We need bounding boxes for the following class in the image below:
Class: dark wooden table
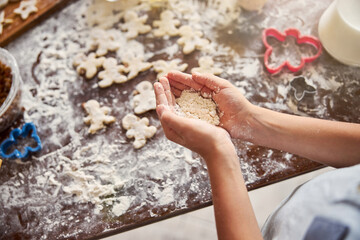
[1,0,359,239]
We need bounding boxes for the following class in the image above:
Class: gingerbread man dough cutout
[153,59,188,79]
[14,0,38,20]
[122,113,157,149]
[82,100,116,134]
[132,81,156,114]
[90,28,122,56]
[122,54,152,80]
[120,10,151,39]
[177,25,210,54]
[153,10,180,37]
[73,53,105,79]
[191,56,223,75]
[98,58,127,88]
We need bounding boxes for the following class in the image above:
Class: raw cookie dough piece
[122,113,156,149]
[73,53,105,79]
[82,100,116,134]
[176,90,220,125]
[120,10,151,39]
[152,10,180,37]
[14,0,38,20]
[0,10,13,35]
[153,59,188,79]
[191,56,223,75]
[132,81,156,114]
[177,25,210,54]
[98,57,127,88]
[90,28,122,56]
[122,54,152,80]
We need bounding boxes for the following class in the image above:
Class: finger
[167,70,203,91]
[168,78,191,91]
[156,104,168,118]
[154,82,168,106]
[192,71,233,93]
[161,121,184,146]
[159,77,175,107]
[161,111,190,134]
[171,87,182,98]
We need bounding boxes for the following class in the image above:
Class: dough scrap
[153,59,188,79]
[73,53,105,79]
[132,81,156,114]
[177,25,210,54]
[191,56,223,75]
[0,10,13,35]
[120,10,151,39]
[98,57,127,88]
[239,0,267,11]
[122,54,152,80]
[14,0,38,20]
[90,28,122,56]
[82,100,116,134]
[152,10,180,37]
[122,113,157,149]
[176,90,220,125]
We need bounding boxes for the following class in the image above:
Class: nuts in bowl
[0,48,23,133]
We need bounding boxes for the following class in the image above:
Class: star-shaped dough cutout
[14,0,38,20]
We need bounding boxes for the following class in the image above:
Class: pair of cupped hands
[154,71,254,160]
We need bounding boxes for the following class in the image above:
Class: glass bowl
[0,48,22,133]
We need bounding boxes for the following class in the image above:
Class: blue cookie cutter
[0,122,42,160]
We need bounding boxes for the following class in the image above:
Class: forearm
[205,146,262,240]
[249,106,360,167]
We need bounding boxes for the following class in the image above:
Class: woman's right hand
[166,71,256,141]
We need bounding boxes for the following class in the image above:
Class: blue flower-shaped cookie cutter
[0,122,42,160]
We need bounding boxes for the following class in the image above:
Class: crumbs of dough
[175,90,220,125]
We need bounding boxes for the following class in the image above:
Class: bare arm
[167,71,360,168]
[154,77,263,240]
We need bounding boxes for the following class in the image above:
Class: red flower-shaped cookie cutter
[262,28,322,74]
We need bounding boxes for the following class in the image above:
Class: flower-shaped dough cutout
[98,58,127,88]
[191,56,223,75]
[120,10,151,39]
[14,0,38,20]
[289,76,316,101]
[90,28,122,56]
[122,54,152,80]
[0,122,42,160]
[82,100,115,134]
[73,53,105,79]
[122,113,156,149]
[153,59,188,79]
[262,28,322,74]
[177,25,210,54]
[132,81,156,114]
[0,10,13,35]
[153,10,180,37]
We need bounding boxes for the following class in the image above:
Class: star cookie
[14,0,38,20]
